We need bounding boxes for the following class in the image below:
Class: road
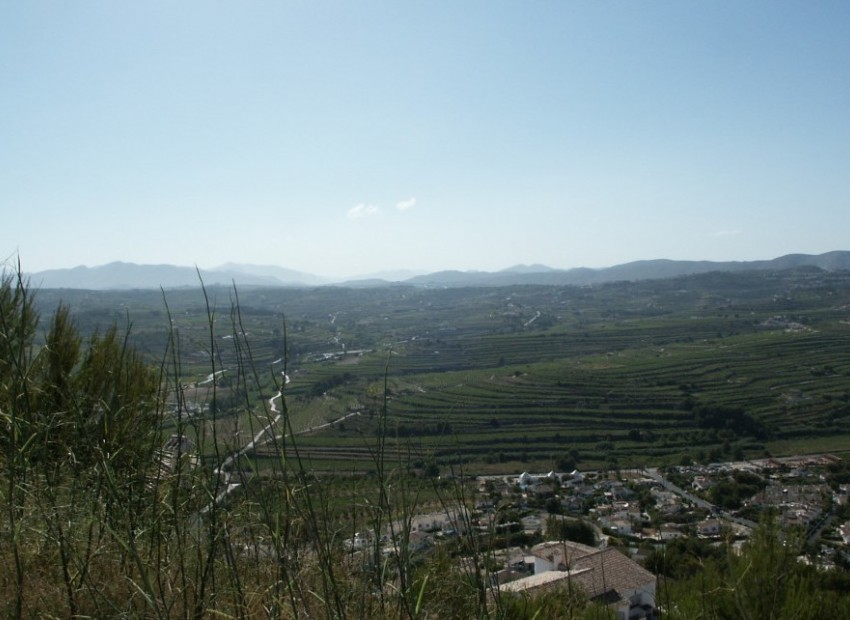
[643,467,758,531]
[201,372,360,515]
[202,385,286,515]
[197,369,227,386]
[643,468,715,511]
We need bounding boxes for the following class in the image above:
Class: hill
[29,261,324,289]
[23,251,850,290]
[406,251,850,287]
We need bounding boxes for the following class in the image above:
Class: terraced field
[37,267,850,471]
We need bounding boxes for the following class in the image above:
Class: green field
[36,267,850,471]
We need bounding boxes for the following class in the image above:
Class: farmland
[34,266,850,472]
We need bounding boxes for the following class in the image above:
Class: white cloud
[348,203,379,219]
[396,197,416,211]
[709,229,743,237]
[712,228,743,237]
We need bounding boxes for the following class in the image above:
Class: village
[340,453,850,620]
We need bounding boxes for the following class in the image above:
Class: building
[698,519,723,537]
[406,506,470,534]
[499,541,657,620]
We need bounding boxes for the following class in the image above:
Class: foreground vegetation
[4,267,850,617]
[656,517,850,618]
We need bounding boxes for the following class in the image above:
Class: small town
[337,454,850,619]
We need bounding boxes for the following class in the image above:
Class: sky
[2,1,850,279]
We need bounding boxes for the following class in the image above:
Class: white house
[408,506,470,534]
[501,541,657,620]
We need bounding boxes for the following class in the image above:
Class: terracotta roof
[529,540,597,564]
[570,548,655,601]
[503,541,656,606]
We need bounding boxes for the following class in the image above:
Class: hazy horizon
[16,249,850,286]
[4,2,849,278]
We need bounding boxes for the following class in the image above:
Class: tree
[0,269,39,450]
[1,273,160,485]
[1,271,163,618]
[664,516,850,619]
[546,515,596,547]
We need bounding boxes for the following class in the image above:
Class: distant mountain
[343,269,425,283]
[214,263,328,286]
[29,262,323,290]
[595,251,850,282]
[25,251,850,290]
[404,251,850,288]
[500,263,557,274]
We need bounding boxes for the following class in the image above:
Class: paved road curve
[643,467,758,531]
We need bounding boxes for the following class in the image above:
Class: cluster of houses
[750,481,828,528]
[303,453,850,619]
[683,456,850,534]
[316,454,850,619]
[479,469,694,542]
[461,455,849,609]
[233,449,848,617]
[342,486,659,619]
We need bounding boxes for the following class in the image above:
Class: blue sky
[3,1,849,278]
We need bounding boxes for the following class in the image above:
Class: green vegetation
[709,471,768,510]
[34,266,850,470]
[4,266,850,617]
[546,515,597,547]
[660,517,850,619]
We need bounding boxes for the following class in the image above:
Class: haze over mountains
[24,251,850,290]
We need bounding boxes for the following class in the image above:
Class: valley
[34,266,850,474]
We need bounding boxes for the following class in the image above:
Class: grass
[6,266,850,617]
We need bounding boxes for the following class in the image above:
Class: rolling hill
[22,251,850,290]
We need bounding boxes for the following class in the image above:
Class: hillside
[33,265,850,471]
[24,250,850,289]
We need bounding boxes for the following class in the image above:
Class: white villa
[499,540,657,620]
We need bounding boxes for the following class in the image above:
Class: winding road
[642,467,758,531]
[201,371,360,515]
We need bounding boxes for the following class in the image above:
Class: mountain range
[22,251,850,290]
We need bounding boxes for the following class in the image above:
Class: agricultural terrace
[35,267,850,472]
